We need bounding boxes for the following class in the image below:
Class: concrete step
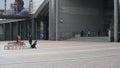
[66,37,109,42]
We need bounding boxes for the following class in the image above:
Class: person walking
[31,41,37,48]
[16,35,21,44]
[29,33,32,46]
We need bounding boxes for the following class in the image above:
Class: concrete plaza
[0,41,120,68]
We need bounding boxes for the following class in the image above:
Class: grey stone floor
[0,41,120,68]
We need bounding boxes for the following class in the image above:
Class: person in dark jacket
[12,0,29,15]
[31,41,37,48]
[29,33,32,46]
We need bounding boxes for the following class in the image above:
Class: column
[4,0,6,14]
[56,0,59,40]
[29,0,33,14]
[32,19,35,40]
[23,21,26,40]
[35,21,37,40]
[19,23,21,36]
[114,0,119,42]
[9,23,12,40]
[49,0,59,40]
[3,24,5,41]
[16,23,18,36]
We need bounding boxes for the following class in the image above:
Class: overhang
[33,0,49,18]
[0,19,25,24]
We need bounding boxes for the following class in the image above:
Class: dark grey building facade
[0,0,120,42]
[49,0,120,42]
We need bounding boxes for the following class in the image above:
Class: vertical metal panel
[114,0,119,42]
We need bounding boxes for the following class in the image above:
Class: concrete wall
[57,0,104,40]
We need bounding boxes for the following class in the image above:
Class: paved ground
[0,41,120,68]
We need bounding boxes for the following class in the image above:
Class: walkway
[0,41,120,68]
